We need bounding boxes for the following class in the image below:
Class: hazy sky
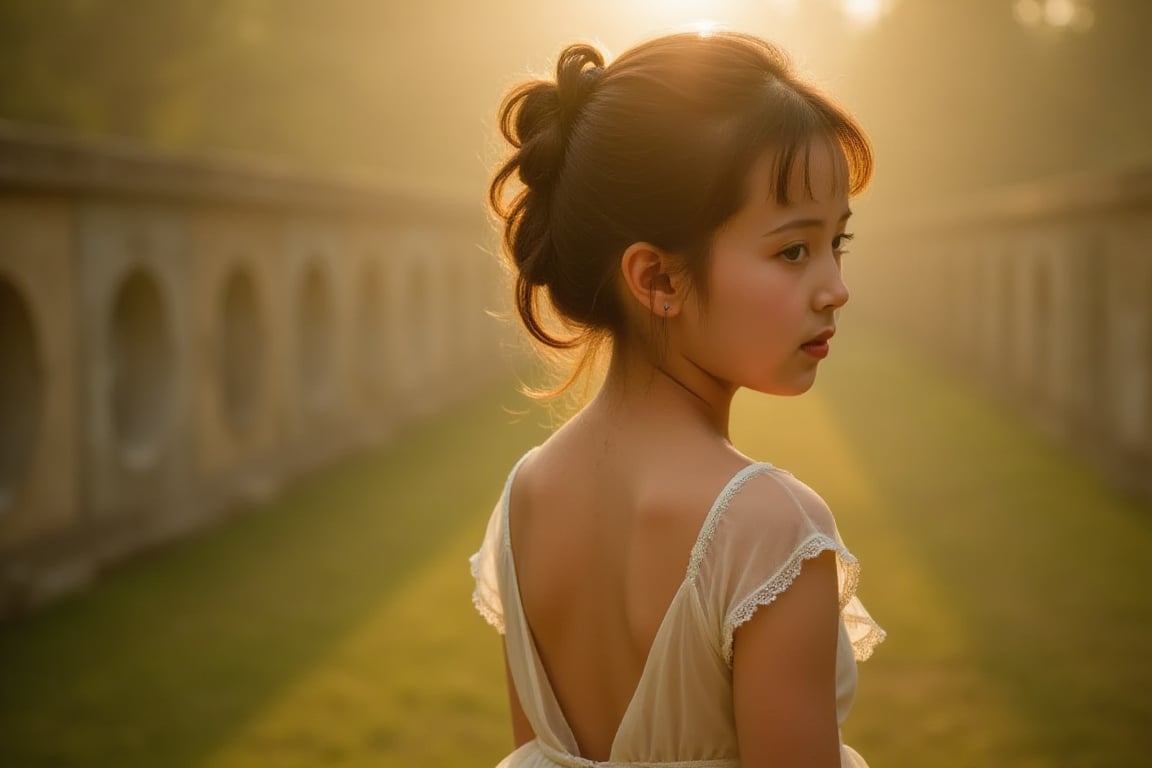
[1,0,1147,211]
[342,0,1150,209]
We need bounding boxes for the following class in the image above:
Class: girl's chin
[743,374,818,397]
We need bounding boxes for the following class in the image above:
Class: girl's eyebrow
[762,209,852,237]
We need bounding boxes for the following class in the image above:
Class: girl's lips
[801,341,829,359]
[804,328,836,345]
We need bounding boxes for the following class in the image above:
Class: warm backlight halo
[841,0,890,27]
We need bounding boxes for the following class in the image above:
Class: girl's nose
[818,262,850,312]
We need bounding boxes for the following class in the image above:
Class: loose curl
[489,44,607,346]
[487,31,873,402]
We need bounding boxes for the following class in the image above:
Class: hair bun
[554,44,606,136]
[506,43,605,194]
[513,87,565,190]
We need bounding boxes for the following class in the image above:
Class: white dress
[470,445,887,767]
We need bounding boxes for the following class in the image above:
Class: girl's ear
[619,242,684,317]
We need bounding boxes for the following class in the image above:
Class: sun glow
[840,0,894,27]
[686,18,723,36]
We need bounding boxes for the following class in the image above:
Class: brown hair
[488,30,872,401]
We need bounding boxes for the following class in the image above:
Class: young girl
[470,29,887,768]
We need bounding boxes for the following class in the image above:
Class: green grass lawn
[1,325,1149,767]
[0,383,553,768]
[731,322,1152,767]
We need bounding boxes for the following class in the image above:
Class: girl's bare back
[509,421,754,758]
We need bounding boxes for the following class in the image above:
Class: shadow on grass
[813,322,1152,766]
[0,380,552,768]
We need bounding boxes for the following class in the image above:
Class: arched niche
[0,274,44,512]
[217,265,266,438]
[109,267,175,471]
[357,259,388,401]
[409,257,433,377]
[297,260,335,411]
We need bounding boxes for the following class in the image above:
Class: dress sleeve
[694,467,886,666]
[468,496,506,635]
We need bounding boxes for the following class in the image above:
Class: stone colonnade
[0,124,515,614]
[850,166,1152,501]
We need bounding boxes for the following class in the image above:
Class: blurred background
[0,1,1150,766]
[1,0,1149,200]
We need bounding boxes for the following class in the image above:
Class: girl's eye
[778,244,808,264]
[833,232,855,253]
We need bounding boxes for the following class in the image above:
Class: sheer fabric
[470,445,886,767]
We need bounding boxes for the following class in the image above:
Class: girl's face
[679,139,853,395]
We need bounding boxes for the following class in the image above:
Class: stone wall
[851,166,1152,501]
[0,123,513,615]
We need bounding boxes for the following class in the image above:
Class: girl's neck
[588,341,736,444]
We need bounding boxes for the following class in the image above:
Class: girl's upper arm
[731,547,842,768]
[503,637,536,748]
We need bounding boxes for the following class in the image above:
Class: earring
[663,302,670,313]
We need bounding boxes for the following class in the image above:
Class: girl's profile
[470,28,887,768]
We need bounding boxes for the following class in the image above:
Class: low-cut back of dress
[470,445,887,767]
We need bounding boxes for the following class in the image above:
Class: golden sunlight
[615,0,744,33]
[840,0,894,27]
[1013,0,1095,30]
[687,17,723,36]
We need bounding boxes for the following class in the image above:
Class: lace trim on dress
[469,446,541,635]
[685,463,777,584]
[469,550,505,635]
[843,610,887,662]
[721,533,873,666]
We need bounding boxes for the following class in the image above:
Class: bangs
[741,79,873,207]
